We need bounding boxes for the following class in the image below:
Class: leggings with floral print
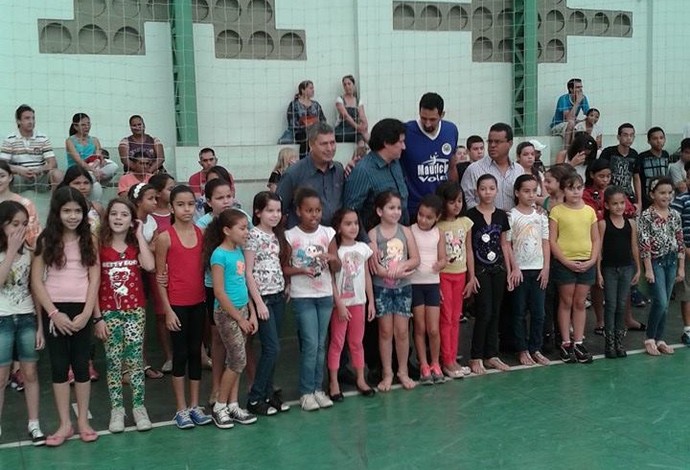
[103,307,146,409]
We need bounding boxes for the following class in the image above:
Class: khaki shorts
[550,121,569,136]
[675,258,690,302]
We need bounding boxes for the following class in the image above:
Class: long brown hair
[99,197,140,250]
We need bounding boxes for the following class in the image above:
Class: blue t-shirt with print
[210,246,249,309]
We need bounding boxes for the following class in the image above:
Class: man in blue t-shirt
[550,78,590,148]
[400,92,459,219]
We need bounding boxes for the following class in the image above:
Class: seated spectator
[0,160,41,248]
[65,112,118,201]
[277,80,326,159]
[267,147,298,192]
[528,139,548,174]
[669,138,690,193]
[117,150,153,196]
[574,108,603,149]
[118,114,165,173]
[550,78,590,147]
[188,147,218,197]
[334,75,369,144]
[555,131,597,180]
[515,141,542,193]
[0,104,62,192]
[635,126,670,209]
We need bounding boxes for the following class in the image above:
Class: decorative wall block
[38,0,307,60]
[393,0,633,63]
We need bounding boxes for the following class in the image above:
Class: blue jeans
[248,292,286,403]
[292,296,333,395]
[0,314,38,366]
[512,270,546,353]
[646,253,677,341]
[602,265,634,332]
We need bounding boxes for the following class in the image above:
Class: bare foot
[644,340,660,356]
[485,357,510,371]
[518,351,536,366]
[469,359,486,375]
[532,351,551,366]
[397,373,416,390]
[656,342,675,355]
[377,374,393,392]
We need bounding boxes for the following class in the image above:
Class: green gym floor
[3,192,690,468]
[2,303,690,470]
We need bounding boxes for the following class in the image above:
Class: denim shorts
[411,283,441,308]
[374,285,412,318]
[551,259,596,286]
[0,314,39,366]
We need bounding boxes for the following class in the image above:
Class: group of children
[1,128,688,448]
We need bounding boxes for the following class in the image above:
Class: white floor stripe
[0,343,684,450]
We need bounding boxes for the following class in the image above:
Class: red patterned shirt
[99,245,145,311]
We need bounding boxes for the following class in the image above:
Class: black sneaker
[267,392,290,412]
[211,405,234,429]
[573,343,593,364]
[29,426,46,446]
[559,343,576,364]
[227,405,257,425]
[247,400,278,416]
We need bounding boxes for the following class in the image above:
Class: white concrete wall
[2,0,689,196]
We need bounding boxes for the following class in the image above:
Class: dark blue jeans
[602,265,634,332]
[646,253,677,341]
[248,292,286,403]
[512,270,546,353]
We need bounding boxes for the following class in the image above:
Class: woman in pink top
[31,187,100,446]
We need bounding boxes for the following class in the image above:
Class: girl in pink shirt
[31,187,100,446]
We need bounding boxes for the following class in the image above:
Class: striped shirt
[0,130,56,169]
[671,192,690,247]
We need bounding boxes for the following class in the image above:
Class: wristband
[47,309,58,318]
[92,316,104,325]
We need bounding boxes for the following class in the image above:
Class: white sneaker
[299,393,320,411]
[109,407,126,433]
[132,406,152,431]
[313,391,333,408]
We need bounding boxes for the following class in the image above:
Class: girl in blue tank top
[368,191,420,392]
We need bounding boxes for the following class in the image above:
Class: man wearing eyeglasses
[460,123,524,211]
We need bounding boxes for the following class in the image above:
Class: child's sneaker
[10,370,24,392]
[267,391,290,412]
[189,406,212,426]
[313,391,333,408]
[429,364,446,384]
[227,404,257,425]
[28,423,46,446]
[174,409,195,429]
[211,405,234,429]
[681,331,690,346]
[419,365,433,385]
[559,343,576,363]
[247,400,277,416]
[300,394,320,411]
[109,407,126,433]
[132,406,152,431]
[573,343,593,364]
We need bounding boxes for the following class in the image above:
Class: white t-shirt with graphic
[334,242,372,306]
[285,225,335,298]
[507,208,549,270]
[0,250,34,316]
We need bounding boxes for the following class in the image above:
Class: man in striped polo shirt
[0,104,63,192]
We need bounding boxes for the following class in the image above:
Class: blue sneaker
[174,409,194,429]
[189,406,212,426]
[681,332,690,346]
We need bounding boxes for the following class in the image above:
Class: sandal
[627,322,647,332]
[644,339,661,356]
[144,366,164,379]
[656,342,675,355]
